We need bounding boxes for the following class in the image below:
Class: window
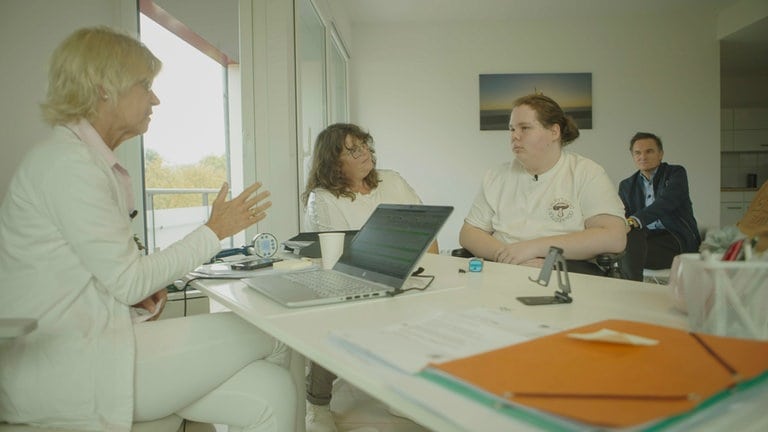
[329,23,349,124]
[296,0,327,206]
[295,0,349,230]
[139,12,238,252]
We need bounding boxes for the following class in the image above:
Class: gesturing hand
[205,182,272,240]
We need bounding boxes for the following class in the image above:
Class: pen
[503,391,699,401]
[690,332,741,384]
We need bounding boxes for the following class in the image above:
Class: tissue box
[669,253,768,340]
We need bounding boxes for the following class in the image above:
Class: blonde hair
[41,26,162,125]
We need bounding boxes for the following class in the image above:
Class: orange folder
[427,319,768,429]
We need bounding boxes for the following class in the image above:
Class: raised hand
[205,182,272,240]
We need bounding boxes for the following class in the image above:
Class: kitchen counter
[721,187,759,192]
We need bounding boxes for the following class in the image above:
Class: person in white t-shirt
[460,94,627,274]
[303,124,429,233]
[301,123,436,432]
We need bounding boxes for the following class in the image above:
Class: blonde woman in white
[0,27,295,432]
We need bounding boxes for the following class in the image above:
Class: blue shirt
[640,169,665,230]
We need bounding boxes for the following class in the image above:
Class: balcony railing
[144,188,228,252]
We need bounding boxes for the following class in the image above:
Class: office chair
[451,248,627,279]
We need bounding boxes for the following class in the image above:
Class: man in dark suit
[618,132,701,281]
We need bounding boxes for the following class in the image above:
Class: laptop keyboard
[283,271,384,298]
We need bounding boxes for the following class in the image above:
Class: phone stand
[517,246,573,305]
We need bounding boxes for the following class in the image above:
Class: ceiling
[336,0,768,70]
[336,0,768,79]
[337,0,732,23]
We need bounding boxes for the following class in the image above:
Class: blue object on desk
[468,258,484,272]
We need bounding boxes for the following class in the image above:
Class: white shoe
[306,403,339,432]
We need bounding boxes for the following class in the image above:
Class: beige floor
[327,379,431,432]
[181,378,431,432]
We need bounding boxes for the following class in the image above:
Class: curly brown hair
[301,123,380,206]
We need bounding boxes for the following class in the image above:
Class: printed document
[331,306,558,373]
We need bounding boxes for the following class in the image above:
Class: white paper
[330,307,558,373]
[189,258,317,277]
[567,328,659,346]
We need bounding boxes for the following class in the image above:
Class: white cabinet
[720,191,758,226]
[721,130,735,151]
[721,202,745,226]
[734,108,768,129]
[733,129,768,152]
[722,108,768,152]
[721,109,734,151]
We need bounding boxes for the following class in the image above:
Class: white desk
[192,254,767,432]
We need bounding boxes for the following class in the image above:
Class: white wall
[0,0,124,202]
[348,12,722,251]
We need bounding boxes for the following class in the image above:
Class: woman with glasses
[303,123,432,236]
[301,123,435,432]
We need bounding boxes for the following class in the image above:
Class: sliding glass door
[295,0,349,231]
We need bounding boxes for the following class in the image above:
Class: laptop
[242,204,453,307]
[282,230,359,258]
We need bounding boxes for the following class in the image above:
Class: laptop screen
[337,204,453,280]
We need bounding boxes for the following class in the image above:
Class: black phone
[230,257,283,271]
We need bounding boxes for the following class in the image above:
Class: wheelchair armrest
[451,247,475,258]
[595,251,624,267]
[593,251,626,279]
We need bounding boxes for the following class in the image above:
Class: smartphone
[230,257,283,271]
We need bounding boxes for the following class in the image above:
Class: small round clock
[252,232,278,258]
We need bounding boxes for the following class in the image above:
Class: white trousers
[133,312,296,432]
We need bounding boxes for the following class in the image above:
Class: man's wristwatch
[627,218,640,230]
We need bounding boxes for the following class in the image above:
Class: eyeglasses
[137,78,154,92]
[344,141,370,159]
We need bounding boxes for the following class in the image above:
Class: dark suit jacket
[619,162,701,253]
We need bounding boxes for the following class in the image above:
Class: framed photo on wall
[479,73,593,130]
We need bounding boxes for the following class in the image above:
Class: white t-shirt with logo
[465,151,624,244]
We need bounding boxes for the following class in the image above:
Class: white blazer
[0,123,221,431]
